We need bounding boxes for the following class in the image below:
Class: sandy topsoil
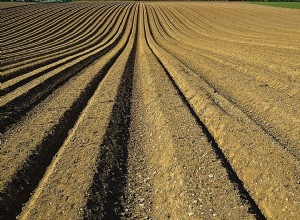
[1,2,299,220]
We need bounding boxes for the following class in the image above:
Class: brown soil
[1,2,299,220]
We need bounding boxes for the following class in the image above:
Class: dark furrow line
[0,6,121,86]
[2,5,108,55]
[0,6,135,220]
[2,5,107,54]
[144,6,266,220]
[84,5,138,220]
[0,5,126,79]
[160,5,298,89]
[158,58,267,220]
[170,4,298,55]
[149,6,172,39]
[3,8,81,44]
[151,4,300,161]
[2,4,106,51]
[0,3,40,12]
[162,6,188,32]
[2,6,57,29]
[149,6,185,46]
[2,6,101,52]
[1,5,116,64]
[2,5,47,18]
[2,4,84,33]
[1,60,73,96]
[0,5,127,82]
[1,3,69,21]
[164,5,237,44]
[158,6,182,35]
[2,5,78,37]
[179,6,242,38]
[2,4,107,31]
[0,4,133,133]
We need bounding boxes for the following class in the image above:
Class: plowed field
[1,2,299,219]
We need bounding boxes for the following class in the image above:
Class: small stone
[188,212,194,216]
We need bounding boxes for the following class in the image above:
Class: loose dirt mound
[1,2,299,219]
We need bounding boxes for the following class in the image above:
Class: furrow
[0,2,35,10]
[2,4,85,35]
[121,6,257,219]
[2,4,110,53]
[84,12,137,218]
[0,4,124,76]
[0,5,120,84]
[1,2,299,219]
[2,4,77,38]
[162,5,299,88]
[2,5,104,54]
[0,5,135,219]
[2,5,55,30]
[16,5,138,220]
[0,5,132,133]
[148,3,300,158]
[1,5,116,67]
[143,5,264,219]
[144,4,300,219]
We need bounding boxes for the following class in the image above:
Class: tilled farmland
[1,2,300,219]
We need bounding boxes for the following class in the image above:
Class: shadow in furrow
[84,13,137,220]
[147,5,299,160]
[0,18,134,220]
[156,57,266,220]
[1,5,125,80]
[1,5,118,73]
[0,5,133,134]
[143,6,266,218]
[143,15,266,219]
